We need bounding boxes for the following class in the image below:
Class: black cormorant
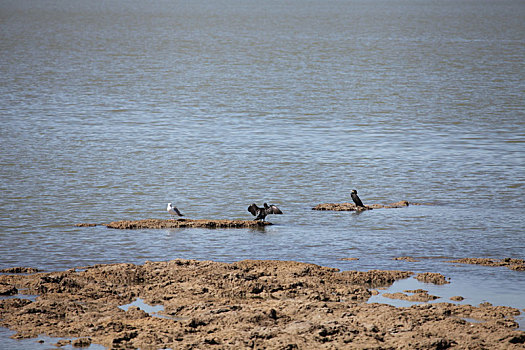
[248,203,283,221]
[350,189,365,208]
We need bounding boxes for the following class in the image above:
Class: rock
[312,202,371,211]
[394,256,420,262]
[0,259,522,349]
[72,337,92,347]
[125,306,149,319]
[0,284,18,296]
[0,267,40,273]
[0,298,32,309]
[447,258,525,271]
[102,218,272,229]
[54,339,71,347]
[312,201,412,211]
[415,272,450,285]
[341,270,413,288]
[383,290,440,302]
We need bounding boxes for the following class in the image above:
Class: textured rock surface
[383,289,440,302]
[448,258,525,271]
[0,259,523,349]
[312,201,412,211]
[77,218,272,229]
[394,256,420,262]
[415,272,450,285]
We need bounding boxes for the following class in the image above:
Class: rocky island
[313,200,413,211]
[76,219,272,229]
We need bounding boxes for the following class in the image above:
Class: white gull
[167,203,183,219]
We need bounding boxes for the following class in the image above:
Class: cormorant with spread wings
[248,203,283,221]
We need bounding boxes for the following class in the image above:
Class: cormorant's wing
[247,204,258,216]
[269,204,283,214]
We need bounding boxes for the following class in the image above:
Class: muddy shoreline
[1,259,524,349]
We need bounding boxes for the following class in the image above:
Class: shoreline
[1,259,524,349]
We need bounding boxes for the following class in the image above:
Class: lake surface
[1,0,524,345]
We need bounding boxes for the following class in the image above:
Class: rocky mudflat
[447,258,525,271]
[1,259,524,349]
[393,256,420,262]
[312,201,413,211]
[383,289,440,302]
[415,272,450,285]
[76,218,272,229]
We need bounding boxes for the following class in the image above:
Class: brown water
[1,0,524,345]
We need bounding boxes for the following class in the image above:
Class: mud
[447,258,525,271]
[77,219,272,229]
[312,200,412,211]
[1,259,523,349]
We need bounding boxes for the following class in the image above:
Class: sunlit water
[1,0,524,346]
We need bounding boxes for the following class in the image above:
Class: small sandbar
[312,200,413,211]
[447,258,525,271]
[77,218,272,229]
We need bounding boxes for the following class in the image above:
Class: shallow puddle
[367,277,524,329]
[0,328,105,350]
[118,297,173,319]
[515,314,525,331]
[0,292,38,302]
[461,317,485,324]
[367,277,445,307]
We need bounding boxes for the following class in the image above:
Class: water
[1,0,524,345]
[0,328,105,350]
[119,298,166,318]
